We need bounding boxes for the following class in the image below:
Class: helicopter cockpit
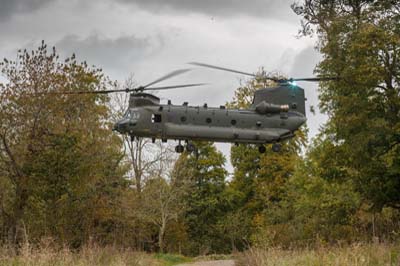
[114,109,141,133]
[124,109,141,120]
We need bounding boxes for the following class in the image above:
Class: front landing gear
[272,143,282,153]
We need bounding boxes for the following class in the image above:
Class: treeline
[1,0,399,256]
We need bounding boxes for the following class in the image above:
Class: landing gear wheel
[175,144,184,153]
[186,143,196,153]
[272,143,281,153]
[258,145,266,154]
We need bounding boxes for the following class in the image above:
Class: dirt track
[176,260,235,266]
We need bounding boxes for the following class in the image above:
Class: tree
[227,73,306,245]
[0,42,126,246]
[138,177,186,253]
[256,135,362,246]
[293,0,400,210]
[174,142,228,255]
[109,76,169,194]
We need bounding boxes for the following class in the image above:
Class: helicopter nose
[113,118,136,133]
[113,119,129,133]
[112,123,120,132]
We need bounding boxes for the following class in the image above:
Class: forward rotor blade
[142,69,191,88]
[188,62,256,77]
[144,83,208,91]
[30,82,208,95]
[35,88,130,95]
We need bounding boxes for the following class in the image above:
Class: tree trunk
[11,185,28,247]
[159,220,166,253]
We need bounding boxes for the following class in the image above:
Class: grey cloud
[0,0,53,21]
[56,34,162,78]
[117,0,296,20]
[290,46,321,78]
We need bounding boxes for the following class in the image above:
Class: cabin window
[181,116,187,122]
[231,119,237,125]
[152,114,162,123]
[206,118,212,124]
[256,121,262,127]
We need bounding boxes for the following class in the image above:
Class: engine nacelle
[255,101,289,114]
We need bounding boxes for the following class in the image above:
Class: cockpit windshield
[124,109,140,120]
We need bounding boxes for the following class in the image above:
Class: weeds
[236,243,400,266]
[0,240,160,266]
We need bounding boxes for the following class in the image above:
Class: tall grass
[0,240,160,266]
[236,243,400,266]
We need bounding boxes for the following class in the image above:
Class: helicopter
[63,63,336,153]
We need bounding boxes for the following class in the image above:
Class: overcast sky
[0,0,327,171]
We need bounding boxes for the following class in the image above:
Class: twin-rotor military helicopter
[58,62,337,153]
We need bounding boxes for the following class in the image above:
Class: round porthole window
[231,119,237,125]
[181,116,187,122]
[206,118,212,124]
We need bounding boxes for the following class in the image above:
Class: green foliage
[293,0,400,210]
[227,74,307,247]
[0,42,126,247]
[138,177,186,253]
[154,253,191,266]
[256,152,361,247]
[174,142,229,255]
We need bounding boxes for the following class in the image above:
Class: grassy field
[154,253,192,266]
[236,243,400,266]
[0,244,162,266]
[0,242,197,266]
[2,242,400,266]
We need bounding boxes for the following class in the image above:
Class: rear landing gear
[186,142,196,153]
[272,143,282,153]
[175,141,197,154]
[175,144,184,153]
[258,145,266,154]
[175,140,185,153]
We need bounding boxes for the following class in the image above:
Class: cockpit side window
[123,110,130,118]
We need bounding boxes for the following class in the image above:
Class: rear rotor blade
[188,62,256,77]
[142,69,191,88]
[189,62,340,83]
[290,77,339,82]
[144,83,208,91]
